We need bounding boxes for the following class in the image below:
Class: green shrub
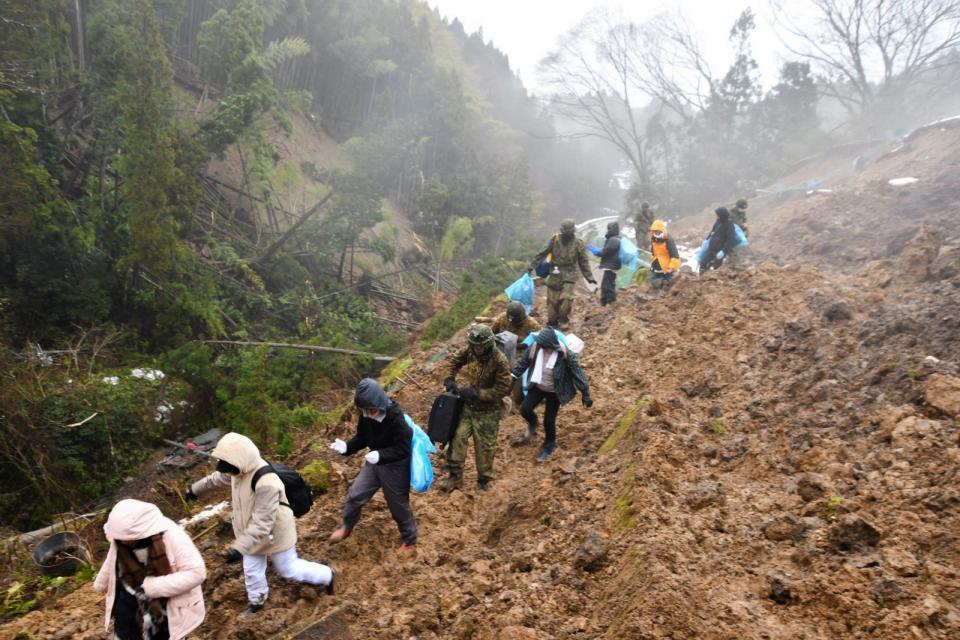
[420,257,517,347]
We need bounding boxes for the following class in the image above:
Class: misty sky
[428,1,786,94]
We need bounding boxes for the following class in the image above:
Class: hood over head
[104,499,170,542]
[535,326,562,350]
[606,221,620,237]
[354,377,389,412]
[715,207,730,222]
[649,219,668,239]
[210,432,262,474]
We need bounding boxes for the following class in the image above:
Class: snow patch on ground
[889,177,919,186]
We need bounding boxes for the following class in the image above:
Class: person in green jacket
[529,219,596,328]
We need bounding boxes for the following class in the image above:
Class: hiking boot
[399,541,417,554]
[325,568,337,596]
[477,479,490,492]
[537,442,557,463]
[327,526,351,543]
[239,603,264,618]
[439,475,462,493]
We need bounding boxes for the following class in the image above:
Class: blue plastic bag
[618,237,640,271]
[406,414,436,493]
[586,243,601,256]
[695,224,748,265]
[504,273,535,314]
[733,224,748,249]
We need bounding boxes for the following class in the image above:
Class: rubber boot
[439,475,462,493]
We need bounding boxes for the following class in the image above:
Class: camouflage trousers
[446,406,500,483]
[546,281,575,326]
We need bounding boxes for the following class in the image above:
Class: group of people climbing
[92,197,749,639]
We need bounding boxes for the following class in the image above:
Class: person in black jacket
[511,327,592,462]
[328,378,417,551]
[597,221,622,306]
[699,207,738,274]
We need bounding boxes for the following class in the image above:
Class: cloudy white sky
[428,1,788,93]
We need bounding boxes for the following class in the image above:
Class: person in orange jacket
[648,220,681,290]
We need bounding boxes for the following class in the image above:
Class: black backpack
[251,462,314,518]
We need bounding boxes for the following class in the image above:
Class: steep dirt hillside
[5,230,960,639]
[671,121,960,274]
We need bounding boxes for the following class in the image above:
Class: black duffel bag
[427,391,462,446]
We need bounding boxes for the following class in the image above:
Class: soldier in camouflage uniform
[491,302,540,346]
[491,301,541,408]
[730,198,748,235]
[529,219,595,328]
[440,324,513,492]
[633,202,655,247]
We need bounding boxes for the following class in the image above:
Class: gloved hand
[329,439,347,454]
[526,268,534,276]
[582,395,593,408]
[185,487,199,502]
[443,377,458,393]
[134,588,150,605]
[364,450,380,465]
[225,547,242,564]
[458,386,480,401]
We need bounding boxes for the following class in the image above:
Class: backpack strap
[251,463,291,511]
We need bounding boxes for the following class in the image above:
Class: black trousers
[520,385,561,447]
[600,269,617,305]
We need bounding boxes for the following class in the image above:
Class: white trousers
[242,546,332,605]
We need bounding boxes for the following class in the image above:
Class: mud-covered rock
[767,573,797,605]
[761,515,806,542]
[685,481,726,510]
[822,299,853,322]
[872,579,907,607]
[573,531,610,572]
[924,373,960,417]
[827,514,881,553]
[796,473,832,502]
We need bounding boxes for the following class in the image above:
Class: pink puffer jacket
[93,499,206,640]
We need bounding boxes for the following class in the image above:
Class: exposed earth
[3,126,960,640]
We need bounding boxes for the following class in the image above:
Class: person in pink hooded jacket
[93,499,206,640]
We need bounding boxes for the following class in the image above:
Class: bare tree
[772,0,960,127]
[538,9,714,188]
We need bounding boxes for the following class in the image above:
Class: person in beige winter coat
[188,432,334,617]
[94,499,206,640]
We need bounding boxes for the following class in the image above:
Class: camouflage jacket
[446,346,513,412]
[490,312,541,346]
[532,235,593,284]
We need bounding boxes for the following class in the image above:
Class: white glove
[364,450,380,465]
[330,439,347,454]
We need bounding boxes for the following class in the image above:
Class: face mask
[216,459,241,475]
[653,232,665,241]
[361,408,386,422]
